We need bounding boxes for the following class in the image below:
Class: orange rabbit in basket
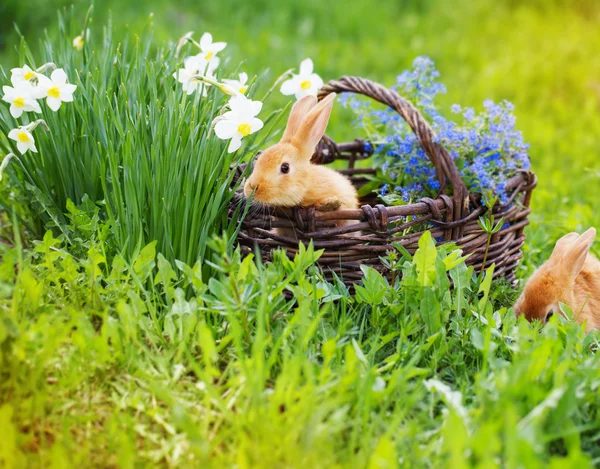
[243,93,358,239]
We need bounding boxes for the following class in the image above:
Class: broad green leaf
[443,250,470,271]
[356,265,388,305]
[133,241,157,280]
[414,231,437,287]
[420,287,442,333]
[155,253,177,302]
[478,264,495,311]
[450,263,473,315]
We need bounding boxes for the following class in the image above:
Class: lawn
[1,0,600,467]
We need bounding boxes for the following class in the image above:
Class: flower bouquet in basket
[340,57,531,209]
[234,56,536,286]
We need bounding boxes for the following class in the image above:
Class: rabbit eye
[280,163,290,174]
[545,310,554,323]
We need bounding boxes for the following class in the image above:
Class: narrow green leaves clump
[0,14,270,270]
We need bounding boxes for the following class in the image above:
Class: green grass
[1,0,600,467]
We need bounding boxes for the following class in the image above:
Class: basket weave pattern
[229,76,537,285]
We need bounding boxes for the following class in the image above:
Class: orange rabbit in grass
[243,93,358,239]
[514,228,600,331]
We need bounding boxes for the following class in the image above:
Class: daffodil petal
[184,56,203,70]
[228,94,250,114]
[59,85,76,102]
[249,117,264,134]
[47,96,62,112]
[311,73,324,90]
[176,69,189,84]
[306,83,320,97]
[9,106,23,119]
[206,57,220,73]
[228,135,243,153]
[200,32,212,50]
[28,99,42,113]
[51,68,69,84]
[222,79,238,88]
[210,42,227,53]
[239,72,248,84]
[29,141,38,153]
[296,88,316,100]
[280,77,299,96]
[250,100,262,116]
[2,85,15,99]
[214,120,238,139]
[61,92,75,103]
[221,110,237,120]
[34,75,52,98]
[16,141,28,155]
[10,75,25,87]
[8,129,19,140]
[63,83,77,95]
[299,58,314,76]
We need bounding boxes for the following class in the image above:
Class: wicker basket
[229,76,537,286]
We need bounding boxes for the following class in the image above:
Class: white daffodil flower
[214,95,263,153]
[280,58,324,100]
[174,56,219,96]
[222,72,249,95]
[2,81,41,118]
[8,127,37,154]
[198,32,227,63]
[36,69,77,111]
[10,65,38,86]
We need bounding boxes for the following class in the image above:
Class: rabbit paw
[317,198,343,212]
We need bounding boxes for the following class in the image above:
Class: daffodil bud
[216,82,240,96]
[222,73,249,96]
[73,35,85,51]
[35,62,57,74]
[25,119,50,133]
[0,153,17,181]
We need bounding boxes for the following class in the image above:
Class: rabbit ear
[549,232,580,263]
[280,95,318,143]
[560,228,596,280]
[292,93,336,158]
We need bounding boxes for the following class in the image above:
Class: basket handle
[318,76,468,218]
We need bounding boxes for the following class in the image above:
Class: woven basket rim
[240,170,536,221]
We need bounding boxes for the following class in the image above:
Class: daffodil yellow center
[237,123,251,137]
[24,71,35,80]
[48,87,60,98]
[239,86,248,94]
[17,131,29,143]
[300,80,311,90]
[13,97,25,107]
[205,51,214,60]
